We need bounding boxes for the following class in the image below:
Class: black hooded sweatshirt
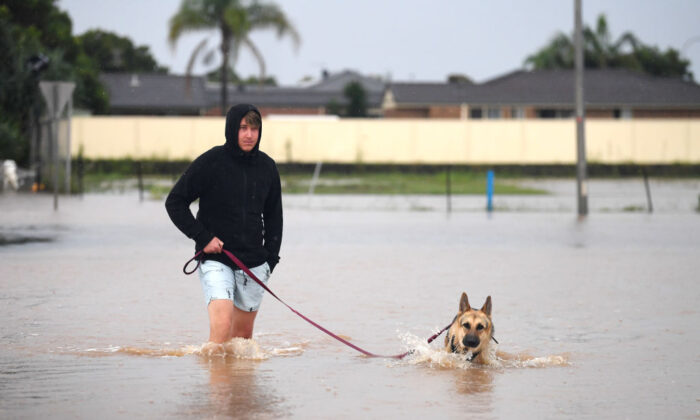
[165,104,282,272]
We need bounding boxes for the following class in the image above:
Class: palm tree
[169,0,300,115]
[524,14,638,71]
[582,15,639,69]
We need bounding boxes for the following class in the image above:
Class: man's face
[238,121,260,152]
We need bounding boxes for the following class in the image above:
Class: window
[537,109,574,119]
[511,107,525,119]
[538,109,556,118]
[470,108,483,119]
[487,107,501,119]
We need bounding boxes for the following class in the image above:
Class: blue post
[486,170,494,212]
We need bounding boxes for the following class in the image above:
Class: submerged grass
[80,170,545,197]
[280,171,545,195]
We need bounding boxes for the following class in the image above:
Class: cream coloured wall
[71,117,700,164]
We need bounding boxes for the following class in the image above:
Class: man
[166,104,282,344]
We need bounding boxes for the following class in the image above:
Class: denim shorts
[198,259,271,312]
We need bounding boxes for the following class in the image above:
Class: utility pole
[574,0,588,216]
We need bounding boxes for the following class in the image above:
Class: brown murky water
[1,184,699,419]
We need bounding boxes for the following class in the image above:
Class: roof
[384,82,473,105]
[307,70,386,94]
[205,82,384,109]
[100,73,208,112]
[476,69,700,107]
[101,71,385,114]
[386,69,700,108]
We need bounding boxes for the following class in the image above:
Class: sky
[58,0,700,86]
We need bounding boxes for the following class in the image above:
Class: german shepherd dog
[445,292,497,363]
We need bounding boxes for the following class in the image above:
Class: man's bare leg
[231,306,258,339]
[207,299,235,343]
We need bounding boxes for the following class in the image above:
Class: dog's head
[445,292,494,360]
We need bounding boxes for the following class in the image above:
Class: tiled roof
[206,82,384,108]
[307,70,386,94]
[476,69,700,107]
[101,71,384,114]
[385,82,473,105]
[387,69,700,107]
[100,73,208,112]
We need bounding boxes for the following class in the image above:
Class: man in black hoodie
[166,104,282,344]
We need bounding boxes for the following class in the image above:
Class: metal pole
[52,84,59,211]
[446,165,452,214]
[136,161,144,202]
[486,170,494,212]
[575,0,588,216]
[65,97,72,194]
[642,167,653,213]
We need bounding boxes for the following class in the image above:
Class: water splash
[196,338,267,359]
[396,331,568,369]
[75,337,307,360]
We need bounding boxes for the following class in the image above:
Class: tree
[324,82,369,117]
[169,0,300,115]
[447,73,472,84]
[0,6,40,164]
[77,30,168,73]
[524,14,693,80]
[343,81,368,117]
[0,0,139,165]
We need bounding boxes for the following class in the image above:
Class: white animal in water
[2,160,19,191]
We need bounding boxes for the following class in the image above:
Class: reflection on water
[455,367,495,396]
[194,353,286,419]
[1,191,699,419]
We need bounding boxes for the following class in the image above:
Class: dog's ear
[459,292,471,312]
[480,296,492,316]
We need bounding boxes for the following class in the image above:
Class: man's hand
[204,237,224,254]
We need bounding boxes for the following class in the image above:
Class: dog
[445,292,497,363]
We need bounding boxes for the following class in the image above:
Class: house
[382,82,473,118]
[382,69,700,119]
[100,69,700,119]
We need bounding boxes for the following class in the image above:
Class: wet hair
[243,110,261,128]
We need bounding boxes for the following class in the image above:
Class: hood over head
[224,103,262,158]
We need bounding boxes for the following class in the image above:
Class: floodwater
[1,180,699,419]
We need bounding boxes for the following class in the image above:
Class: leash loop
[183,249,451,359]
[182,251,202,275]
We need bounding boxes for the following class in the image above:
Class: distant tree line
[0,0,166,165]
[525,14,693,80]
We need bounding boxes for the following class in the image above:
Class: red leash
[183,250,450,359]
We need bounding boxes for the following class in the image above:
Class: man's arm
[165,155,215,251]
[263,163,283,271]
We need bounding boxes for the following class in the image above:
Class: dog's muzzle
[463,335,480,348]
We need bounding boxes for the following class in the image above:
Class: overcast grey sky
[58,0,700,85]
